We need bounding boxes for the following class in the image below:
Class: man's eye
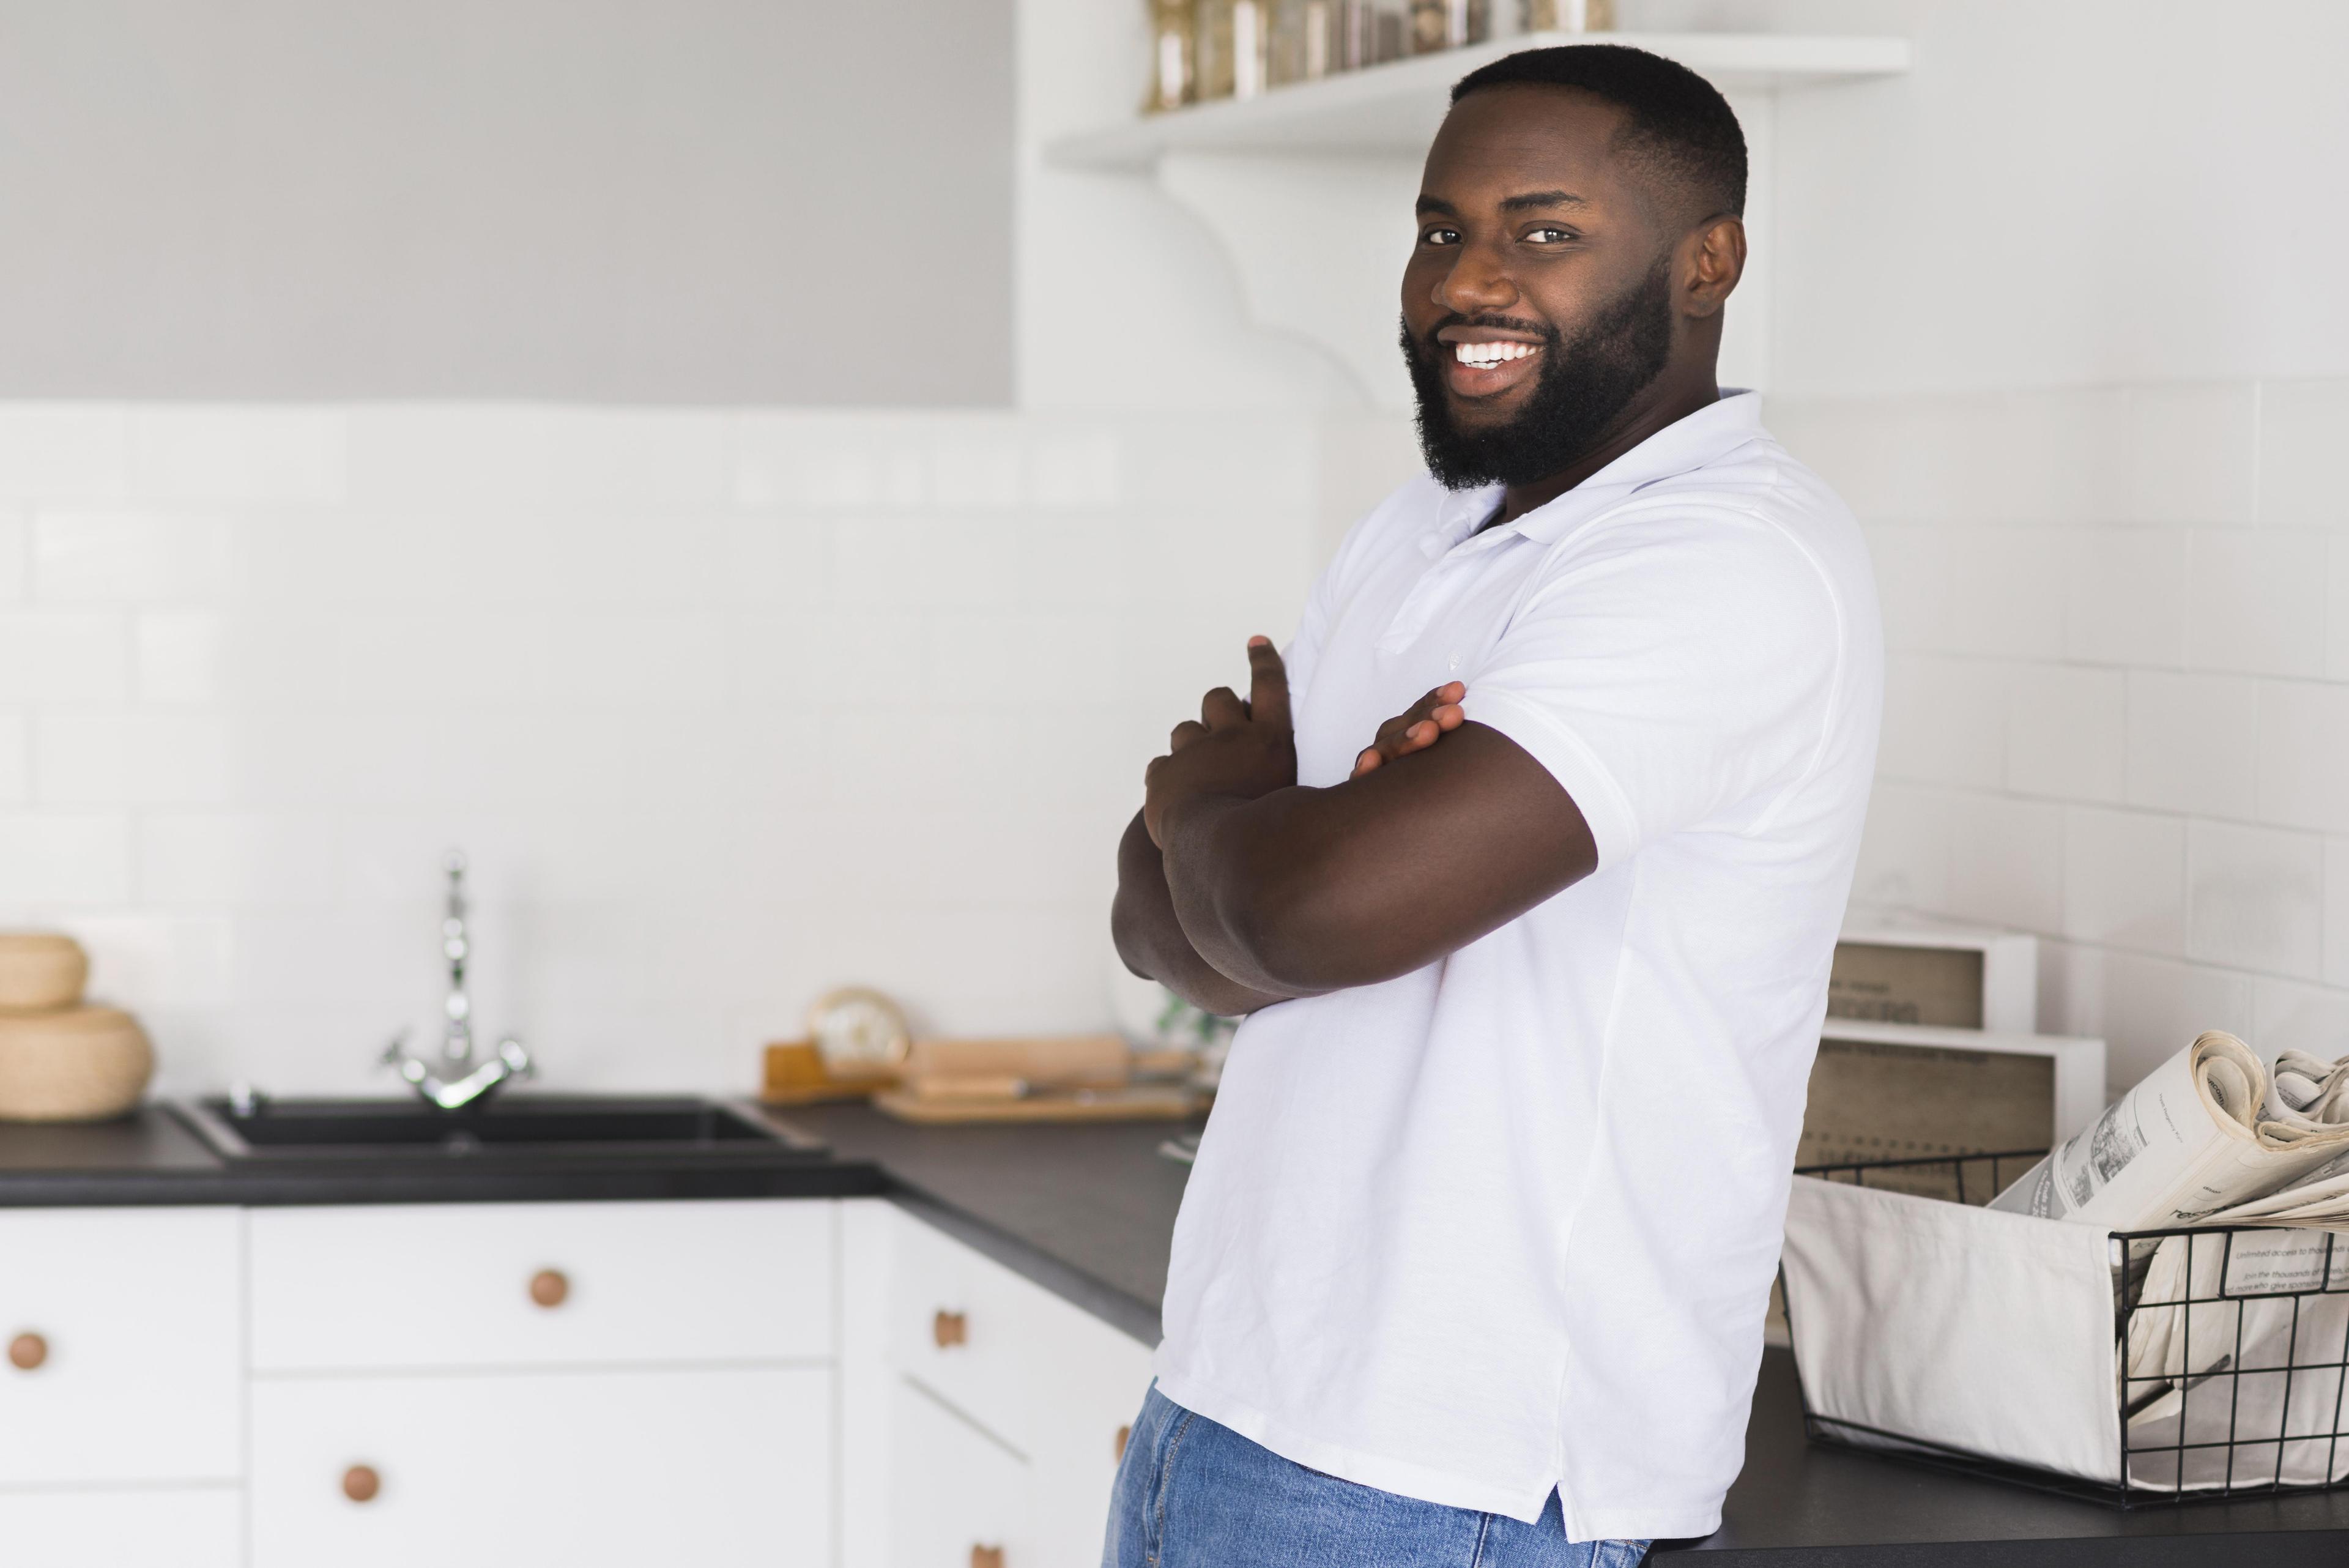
[1524,227,1574,244]
[1421,228,1460,247]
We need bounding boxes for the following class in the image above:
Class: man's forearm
[1157,724,1597,996]
[1111,810,1296,1017]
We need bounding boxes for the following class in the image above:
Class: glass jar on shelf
[1409,0,1488,54]
[1144,0,1195,112]
[1522,0,1613,31]
[1193,0,1271,100]
[1271,0,1341,86]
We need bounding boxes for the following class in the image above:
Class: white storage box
[1831,924,2038,1033]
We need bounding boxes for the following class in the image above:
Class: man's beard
[1402,259,1675,491]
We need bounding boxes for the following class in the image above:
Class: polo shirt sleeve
[1457,508,1842,870]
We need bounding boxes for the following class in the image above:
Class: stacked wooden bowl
[0,934,153,1121]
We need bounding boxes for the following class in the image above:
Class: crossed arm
[1111,639,1600,1014]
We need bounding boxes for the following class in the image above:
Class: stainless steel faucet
[380,852,533,1109]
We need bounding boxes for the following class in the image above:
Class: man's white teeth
[1454,341,1537,367]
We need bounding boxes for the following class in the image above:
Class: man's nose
[1433,244,1518,317]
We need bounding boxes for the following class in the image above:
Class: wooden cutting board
[871,1085,1200,1124]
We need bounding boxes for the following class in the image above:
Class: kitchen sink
[174,1094,821,1165]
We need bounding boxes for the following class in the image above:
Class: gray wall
[0,0,1013,404]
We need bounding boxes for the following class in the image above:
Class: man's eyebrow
[1414,195,1457,217]
[1499,190,1587,212]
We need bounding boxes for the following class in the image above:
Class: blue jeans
[1103,1388,1652,1568]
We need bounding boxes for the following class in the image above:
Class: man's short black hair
[1450,44,1746,221]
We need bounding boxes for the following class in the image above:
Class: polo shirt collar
[1422,390,1764,554]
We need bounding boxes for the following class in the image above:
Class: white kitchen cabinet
[859,1202,1157,1568]
[250,1364,833,1567]
[248,1198,834,1371]
[0,1189,1157,1567]
[0,1484,242,1567]
[886,1375,1031,1568]
[0,1208,242,1486]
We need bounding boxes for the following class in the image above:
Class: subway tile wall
[1770,381,2349,1093]
[0,404,1319,1096]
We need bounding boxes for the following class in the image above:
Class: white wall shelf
[1039,32,1912,409]
[1045,32,1912,170]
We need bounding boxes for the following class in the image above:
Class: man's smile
[1436,324,1547,399]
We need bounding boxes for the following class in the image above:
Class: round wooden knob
[932,1309,967,1349]
[341,1465,381,1503]
[7,1332,46,1372]
[970,1547,1004,1568]
[529,1269,569,1309]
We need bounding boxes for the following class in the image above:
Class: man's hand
[1143,637,1296,847]
[1350,682,1467,779]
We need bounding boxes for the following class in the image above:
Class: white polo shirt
[1152,392,1882,1542]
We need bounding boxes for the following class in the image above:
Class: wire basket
[1787,1148,2349,1507]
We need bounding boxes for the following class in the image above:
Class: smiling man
[1105,44,1882,1567]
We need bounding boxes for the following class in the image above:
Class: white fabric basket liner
[1783,1175,2349,1492]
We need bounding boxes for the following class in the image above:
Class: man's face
[1401,85,1679,489]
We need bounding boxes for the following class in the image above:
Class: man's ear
[1682,217,1746,318]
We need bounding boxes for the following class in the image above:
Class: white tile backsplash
[1945,795,2064,934]
[2328,539,2349,681]
[2124,671,2257,819]
[2005,665,2126,801]
[1942,526,2067,661]
[2061,806,2186,956]
[2257,379,2349,530]
[34,511,235,602]
[127,408,347,506]
[0,713,25,804]
[0,811,134,904]
[58,912,237,1010]
[14,388,2343,1091]
[0,511,25,601]
[1781,376,2349,1061]
[1879,655,2006,788]
[2328,839,2349,987]
[2065,526,2188,668]
[2254,680,2349,834]
[138,812,340,905]
[0,401,1320,1094]
[0,611,132,704]
[34,713,232,806]
[2186,820,2326,979]
[0,407,130,503]
[2185,529,2331,677]
[2124,383,2259,526]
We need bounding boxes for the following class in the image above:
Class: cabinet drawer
[0,1485,241,1568]
[249,1198,833,1371]
[889,1375,1030,1568]
[888,1211,1041,1447]
[250,1364,831,1567]
[888,1210,1156,1468]
[0,1208,242,1485]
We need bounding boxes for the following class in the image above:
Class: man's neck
[1490,370,1723,527]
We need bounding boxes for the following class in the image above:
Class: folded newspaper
[1981,1031,2349,1487]
[1989,1030,2349,1228]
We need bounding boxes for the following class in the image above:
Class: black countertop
[6,1101,2348,1564]
[0,1104,885,1207]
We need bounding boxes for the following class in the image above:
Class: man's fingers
[1354,682,1471,777]
[1245,637,1291,729]
[1200,686,1247,729]
[1169,719,1208,751]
